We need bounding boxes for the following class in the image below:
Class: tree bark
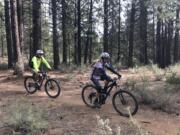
[84,32,89,64]
[156,7,161,66]
[10,0,17,62]
[166,20,173,66]
[152,4,156,63]
[103,0,108,52]
[77,0,81,65]
[84,0,93,64]
[128,0,136,67]
[139,0,148,64]
[62,0,67,64]
[74,0,78,64]
[4,0,13,68]
[11,0,24,77]
[174,7,179,63]
[52,0,60,69]
[32,0,41,55]
[117,0,121,62]
[17,0,24,53]
[1,35,4,58]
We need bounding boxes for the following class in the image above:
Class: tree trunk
[128,0,136,67]
[166,20,173,66]
[174,7,179,63]
[52,0,60,69]
[11,0,24,77]
[10,0,17,62]
[28,1,32,59]
[161,21,165,68]
[77,0,81,65]
[17,0,24,53]
[84,33,89,64]
[32,0,41,55]
[84,0,93,64]
[117,0,121,62]
[89,0,93,64]
[152,4,156,63]
[4,0,13,68]
[74,0,78,64]
[1,35,4,58]
[103,0,108,52]
[62,0,67,64]
[139,0,148,64]
[89,36,92,64]
[156,7,161,66]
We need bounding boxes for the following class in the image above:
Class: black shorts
[91,75,112,92]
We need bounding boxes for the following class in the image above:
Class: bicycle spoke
[113,90,138,117]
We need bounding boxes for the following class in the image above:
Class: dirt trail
[0,70,179,135]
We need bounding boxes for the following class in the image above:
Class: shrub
[123,79,137,91]
[136,87,155,105]
[127,108,151,135]
[168,63,180,74]
[150,64,165,81]
[4,100,48,134]
[96,115,121,135]
[0,63,8,70]
[166,72,180,85]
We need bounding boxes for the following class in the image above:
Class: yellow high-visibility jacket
[31,56,51,72]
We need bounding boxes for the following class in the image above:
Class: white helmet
[36,50,44,55]
[100,52,110,59]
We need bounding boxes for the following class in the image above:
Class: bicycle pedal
[95,103,101,108]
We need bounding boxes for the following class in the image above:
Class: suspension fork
[118,91,126,105]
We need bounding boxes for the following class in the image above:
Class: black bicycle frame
[38,72,48,88]
[100,80,117,96]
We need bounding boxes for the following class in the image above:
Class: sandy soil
[0,70,179,135]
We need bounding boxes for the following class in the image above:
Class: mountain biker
[90,52,121,107]
[30,50,51,88]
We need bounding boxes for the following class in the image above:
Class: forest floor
[0,68,179,135]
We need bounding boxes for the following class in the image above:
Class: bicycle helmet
[36,50,44,55]
[100,52,110,59]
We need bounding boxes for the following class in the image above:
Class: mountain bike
[81,77,138,117]
[24,71,61,98]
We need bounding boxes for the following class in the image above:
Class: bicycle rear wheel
[81,85,100,108]
[112,90,138,117]
[24,76,37,94]
[45,79,61,98]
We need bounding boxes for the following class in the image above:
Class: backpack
[29,59,33,68]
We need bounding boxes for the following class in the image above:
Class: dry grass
[3,99,48,134]
[121,64,180,114]
[95,112,152,135]
[96,115,121,135]
[127,108,151,135]
[166,72,180,84]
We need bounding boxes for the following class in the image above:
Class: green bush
[166,72,180,84]
[123,79,137,91]
[0,63,8,70]
[150,64,165,81]
[4,100,48,134]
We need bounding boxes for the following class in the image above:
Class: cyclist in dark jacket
[90,52,121,107]
[91,52,121,92]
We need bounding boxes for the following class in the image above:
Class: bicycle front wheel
[24,76,37,94]
[112,90,138,117]
[45,79,61,98]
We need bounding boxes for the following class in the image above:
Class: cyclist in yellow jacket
[30,50,51,89]
[31,50,51,73]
